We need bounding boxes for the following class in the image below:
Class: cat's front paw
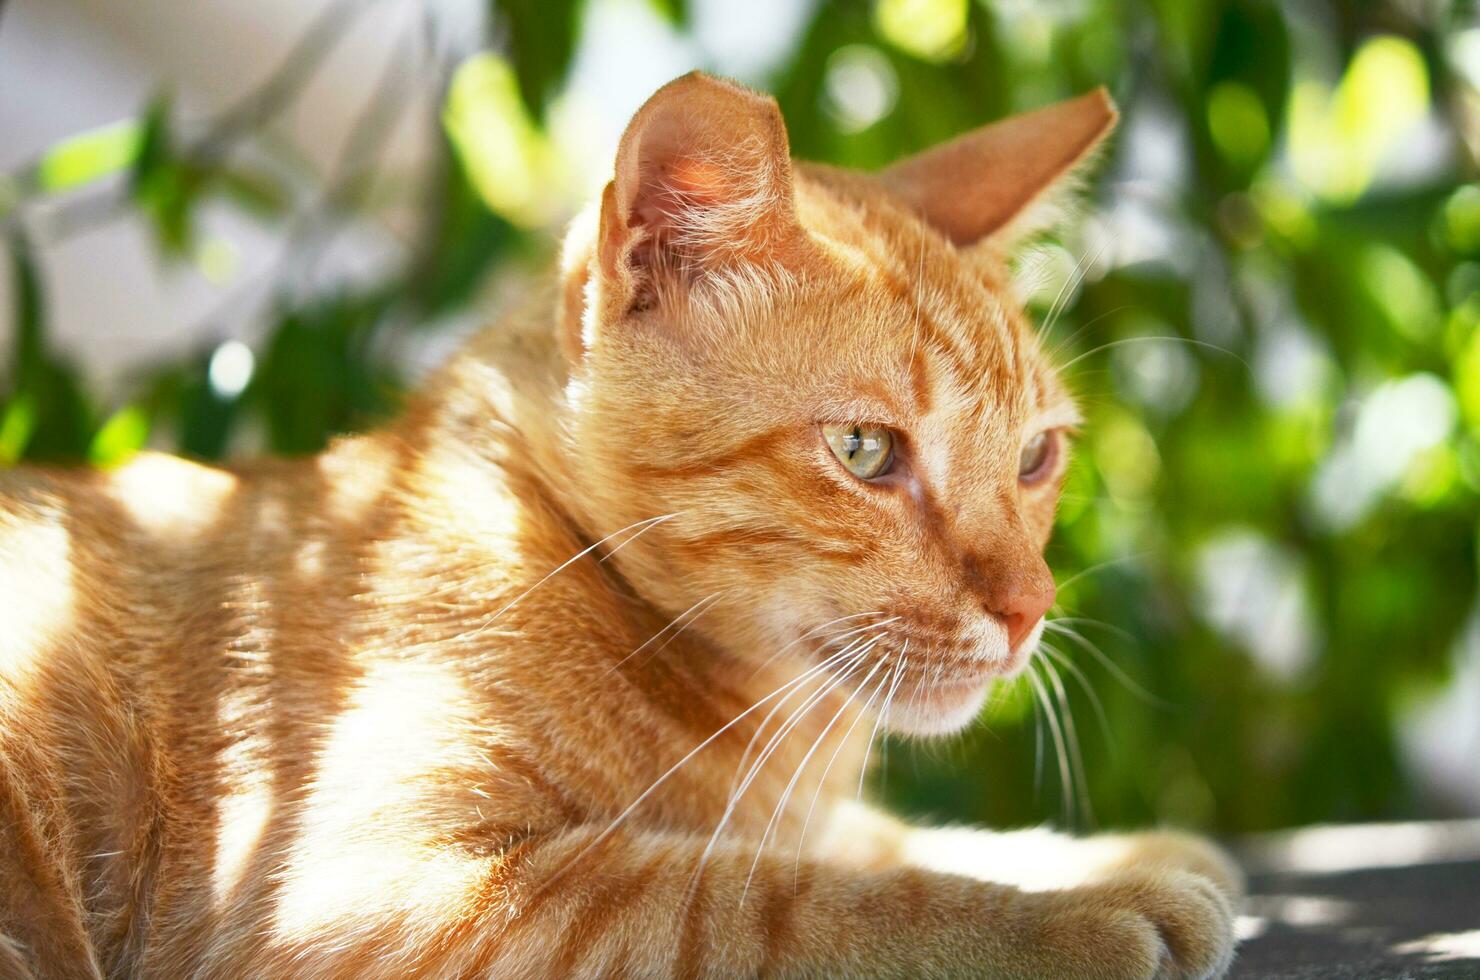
[1089,831,1244,906]
[1027,868,1236,979]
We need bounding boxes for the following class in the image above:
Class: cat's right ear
[588,72,803,327]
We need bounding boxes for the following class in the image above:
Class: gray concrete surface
[1231,821,1480,978]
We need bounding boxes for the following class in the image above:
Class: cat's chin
[880,631,1042,737]
[881,676,994,736]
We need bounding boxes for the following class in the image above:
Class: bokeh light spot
[822,45,899,133]
[1310,373,1457,529]
[873,0,969,63]
[1288,35,1430,203]
[209,340,256,401]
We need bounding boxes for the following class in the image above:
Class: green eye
[1018,430,1055,482]
[823,423,895,480]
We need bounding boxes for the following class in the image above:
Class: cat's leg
[823,802,1243,904]
[214,825,1233,978]
[200,826,1232,977]
[380,826,1232,979]
[486,826,1233,978]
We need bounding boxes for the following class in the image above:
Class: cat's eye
[1018,430,1056,483]
[823,423,895,481]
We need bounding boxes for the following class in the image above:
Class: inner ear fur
[594,72,804,321]
[879,88,1118,250]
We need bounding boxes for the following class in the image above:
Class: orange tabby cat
[0,73,1240,978]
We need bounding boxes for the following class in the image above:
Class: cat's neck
[389,281,778,687]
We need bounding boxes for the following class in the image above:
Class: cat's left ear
[880,89,1117,251]
[592,72,805,323]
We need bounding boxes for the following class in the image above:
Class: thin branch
[3,0,387,243]
[194,0,386,161]
[187,28,427,345]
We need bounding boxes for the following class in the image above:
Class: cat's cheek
[1022,492,1060,548]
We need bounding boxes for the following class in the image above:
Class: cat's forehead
[798,172,1042,358]
[805,218,1058,433]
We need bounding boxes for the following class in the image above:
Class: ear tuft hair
[595,72,802,319]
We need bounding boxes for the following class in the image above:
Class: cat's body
[1,75,1239,978]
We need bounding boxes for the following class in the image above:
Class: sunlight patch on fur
[213,782,272,905]
[275,659,482,937]
[901,826,1090,891]
[320,437,398,523]
[0,518,73,685]
[273,849,486,948]
[424,449,525,548]
[109,453,237,537]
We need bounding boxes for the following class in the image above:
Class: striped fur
[0,74,1238,977]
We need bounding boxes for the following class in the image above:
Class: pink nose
[990,586,1056,652]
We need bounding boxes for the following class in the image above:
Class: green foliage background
[3,0,1479,834]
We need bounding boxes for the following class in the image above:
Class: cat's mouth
[877,621,1037,674]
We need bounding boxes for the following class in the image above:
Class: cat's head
[557,73,1115,735]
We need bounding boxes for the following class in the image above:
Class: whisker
[731,629,884,798]
[603,590,725,677]
[740,646,888,903]
[1048,614,1136,645]
[746,613,897,680]
[689,642,874,900]
[1040,642,1113,747]
[1039,653,1094,829]
[1052,553,1145,594]
[792,658,894,886]
[472,513,676,637]
[1042,305,1137,364]
[857,644,908,802]
[541,637,868,891]
[1059,335,1248,374]
[1030,670,1045,798]
[731,640,873,808]
[1026,663,1074,826]
[1043,620,1169,707]
[1037,229,1110,342]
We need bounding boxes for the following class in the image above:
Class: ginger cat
[0,73,1240,978]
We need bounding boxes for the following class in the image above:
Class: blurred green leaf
[645,0,688,27]
[216,165,291,219]
[4,230,93,462]
[0,395,36,466]
[1207,81,1270,169]
[1442,184,1480,255]
[497,0,584,120]
[37,119,143,192]
[1289,35,1431,204]
[408,136,514,318]
[874,0,969,63]
[129,95,201,255]
[88,404,151,467]
[253,291,401,455]
[444,52,567,228]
